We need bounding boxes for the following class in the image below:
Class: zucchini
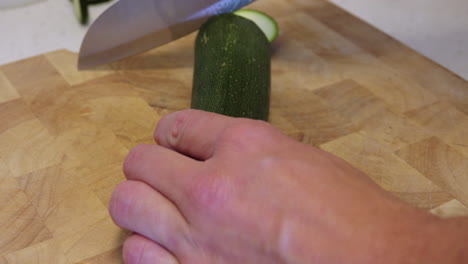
[234,9,279,42]
[72,0,88,25]
[191,13,271,121]
[87,0,112,5]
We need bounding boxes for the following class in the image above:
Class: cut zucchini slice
[234,9,279,42]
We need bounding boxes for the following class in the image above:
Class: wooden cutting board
[1,0,468,262]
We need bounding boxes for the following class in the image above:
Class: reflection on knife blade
[186,0,255,21]
[78,0,256,69]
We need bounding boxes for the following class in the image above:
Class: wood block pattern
[320,133,452,209]
[0,99,35,135]
[45,50,113,86]
[0,170,53,256]
[405,101,468,158]
[396,137,468,207]
[0,238,68,264]
[0,0,467,262]
[304,1,468,115]
[0,119,65,177]
[0,71,20,104]
[77,247,123,264]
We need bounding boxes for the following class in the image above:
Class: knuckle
[220,120,276,151]
[187,171,233,213]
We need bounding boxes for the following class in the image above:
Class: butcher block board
[1,0,468,262]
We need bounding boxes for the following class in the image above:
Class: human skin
[109,109,468,264]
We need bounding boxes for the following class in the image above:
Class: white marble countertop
[1,0,467,80]
[0,0,112,63]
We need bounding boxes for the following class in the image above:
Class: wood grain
[396,137,468,207]
[305,1,468,115]
[0,171,52,256]
[45,50,113,86]
[405,101,468,158]
[1,238,68,264]
[0,71,19,104]
[320,132,452,209]
[0,0,467,262]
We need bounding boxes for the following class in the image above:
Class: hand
[109,109,462,264]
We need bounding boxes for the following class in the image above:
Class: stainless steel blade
[78,0,256,69]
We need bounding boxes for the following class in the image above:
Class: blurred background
[1,0,467,80]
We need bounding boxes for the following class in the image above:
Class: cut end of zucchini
[234,9,278,42]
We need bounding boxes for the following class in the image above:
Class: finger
[123,234,179,264]
[154,109,238,160]
[109,180,189,255]
[123,144,201,205]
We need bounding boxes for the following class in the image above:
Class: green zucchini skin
[191,13,271,121]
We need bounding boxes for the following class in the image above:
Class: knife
[78,0,256,69]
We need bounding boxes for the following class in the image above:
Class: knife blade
[78,0,256,69]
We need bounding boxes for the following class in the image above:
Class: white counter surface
[1,0,467,80]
